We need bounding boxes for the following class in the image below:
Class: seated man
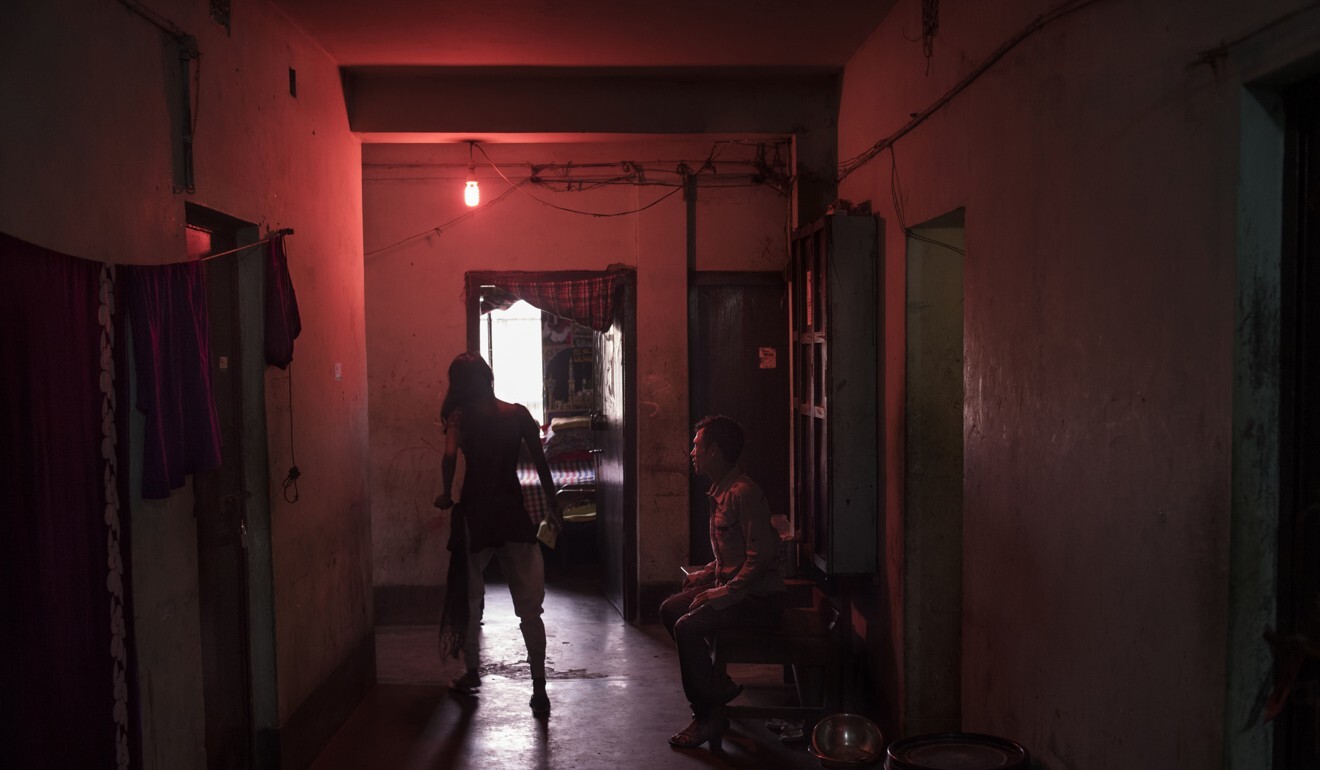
[660,415,786,749]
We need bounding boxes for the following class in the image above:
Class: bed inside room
[518,415,595,520]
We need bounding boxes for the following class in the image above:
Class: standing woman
[434,352,559,715]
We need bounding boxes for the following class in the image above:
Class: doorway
[903,209,966,735]
[687,273,791,565]
[1274,75,1320,770]
[186,204,277,769]
[465,271,637,619]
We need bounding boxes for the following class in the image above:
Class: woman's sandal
[449,669,481,695]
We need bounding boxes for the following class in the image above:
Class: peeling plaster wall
[838,0,1320,766]
[363,139,787,607]
[2,1,370,767]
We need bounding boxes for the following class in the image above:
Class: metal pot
[810,713,885,767]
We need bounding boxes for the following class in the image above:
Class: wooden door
[688,273,791,564]
[593,280,636,620]
[193,230,254,770]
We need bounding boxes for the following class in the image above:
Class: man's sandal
[668,718,711,749]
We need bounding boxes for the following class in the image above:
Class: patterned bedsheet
[517,458,595,522]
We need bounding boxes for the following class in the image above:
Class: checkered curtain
[497,273,619,332]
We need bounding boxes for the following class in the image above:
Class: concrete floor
[309,569,835,770]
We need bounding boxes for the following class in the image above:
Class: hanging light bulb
[464,142,480,207]
[464,175,480,207]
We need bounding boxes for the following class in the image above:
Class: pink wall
[2,0,370,766]
[15,0,1314,764]
[363,139,787,601]
[838,0,1319,766]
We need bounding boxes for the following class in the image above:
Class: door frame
[183,203,278,769]
[463,270,639,619]
[1272,75,1320,770]
[686,271,791,565]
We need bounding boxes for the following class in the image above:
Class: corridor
[309,572,831,770]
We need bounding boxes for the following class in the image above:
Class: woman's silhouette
[434,352,559,715]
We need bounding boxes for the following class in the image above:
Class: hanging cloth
[264,234,302,369]
[437,503,470,660]
[0,231,142,770]
[121,261,223,499]
[496,272,620,332]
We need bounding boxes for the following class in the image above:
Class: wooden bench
[708,589,842,752]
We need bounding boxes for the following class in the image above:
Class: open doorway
[478,299,548,424]
[903,208,965,735]
[1229,74,1320,770]
[1273,74,1320,770]
[688,272,791,566]
[185,203,278,769]
[477,295,600,578]
[465,271,637,620]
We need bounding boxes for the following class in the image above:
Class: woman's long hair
[440,352,495,424]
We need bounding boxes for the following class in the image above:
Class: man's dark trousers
[660,586,784,719]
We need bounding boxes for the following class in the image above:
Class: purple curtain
[121,262,223,499]
[0,232,140,769]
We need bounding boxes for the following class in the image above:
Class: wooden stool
[708,591,842,752]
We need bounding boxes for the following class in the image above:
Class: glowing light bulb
[463,141,480,207]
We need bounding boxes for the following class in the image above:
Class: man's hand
[434,494,454,510]
[688,590,714,611]
[681,567,710,591]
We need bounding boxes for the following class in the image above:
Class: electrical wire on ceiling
[888,146,964,254]
[115,0,189,41]
[362,138,792,189]
[837,0,1102,182]
[477,142,683,217]
[364,179,526,258]
[362,139,792,258]
[850,0,1315,235]
[921,0,940,74]
[473,138,787,214]
[849,0,1320,180]
[1189,1,1320,72]
[363,163,776,189]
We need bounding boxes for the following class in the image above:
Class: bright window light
[479,299,544,425]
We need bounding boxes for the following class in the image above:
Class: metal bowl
[810,713,884,767]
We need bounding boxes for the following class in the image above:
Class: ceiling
[269,0,895,69]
